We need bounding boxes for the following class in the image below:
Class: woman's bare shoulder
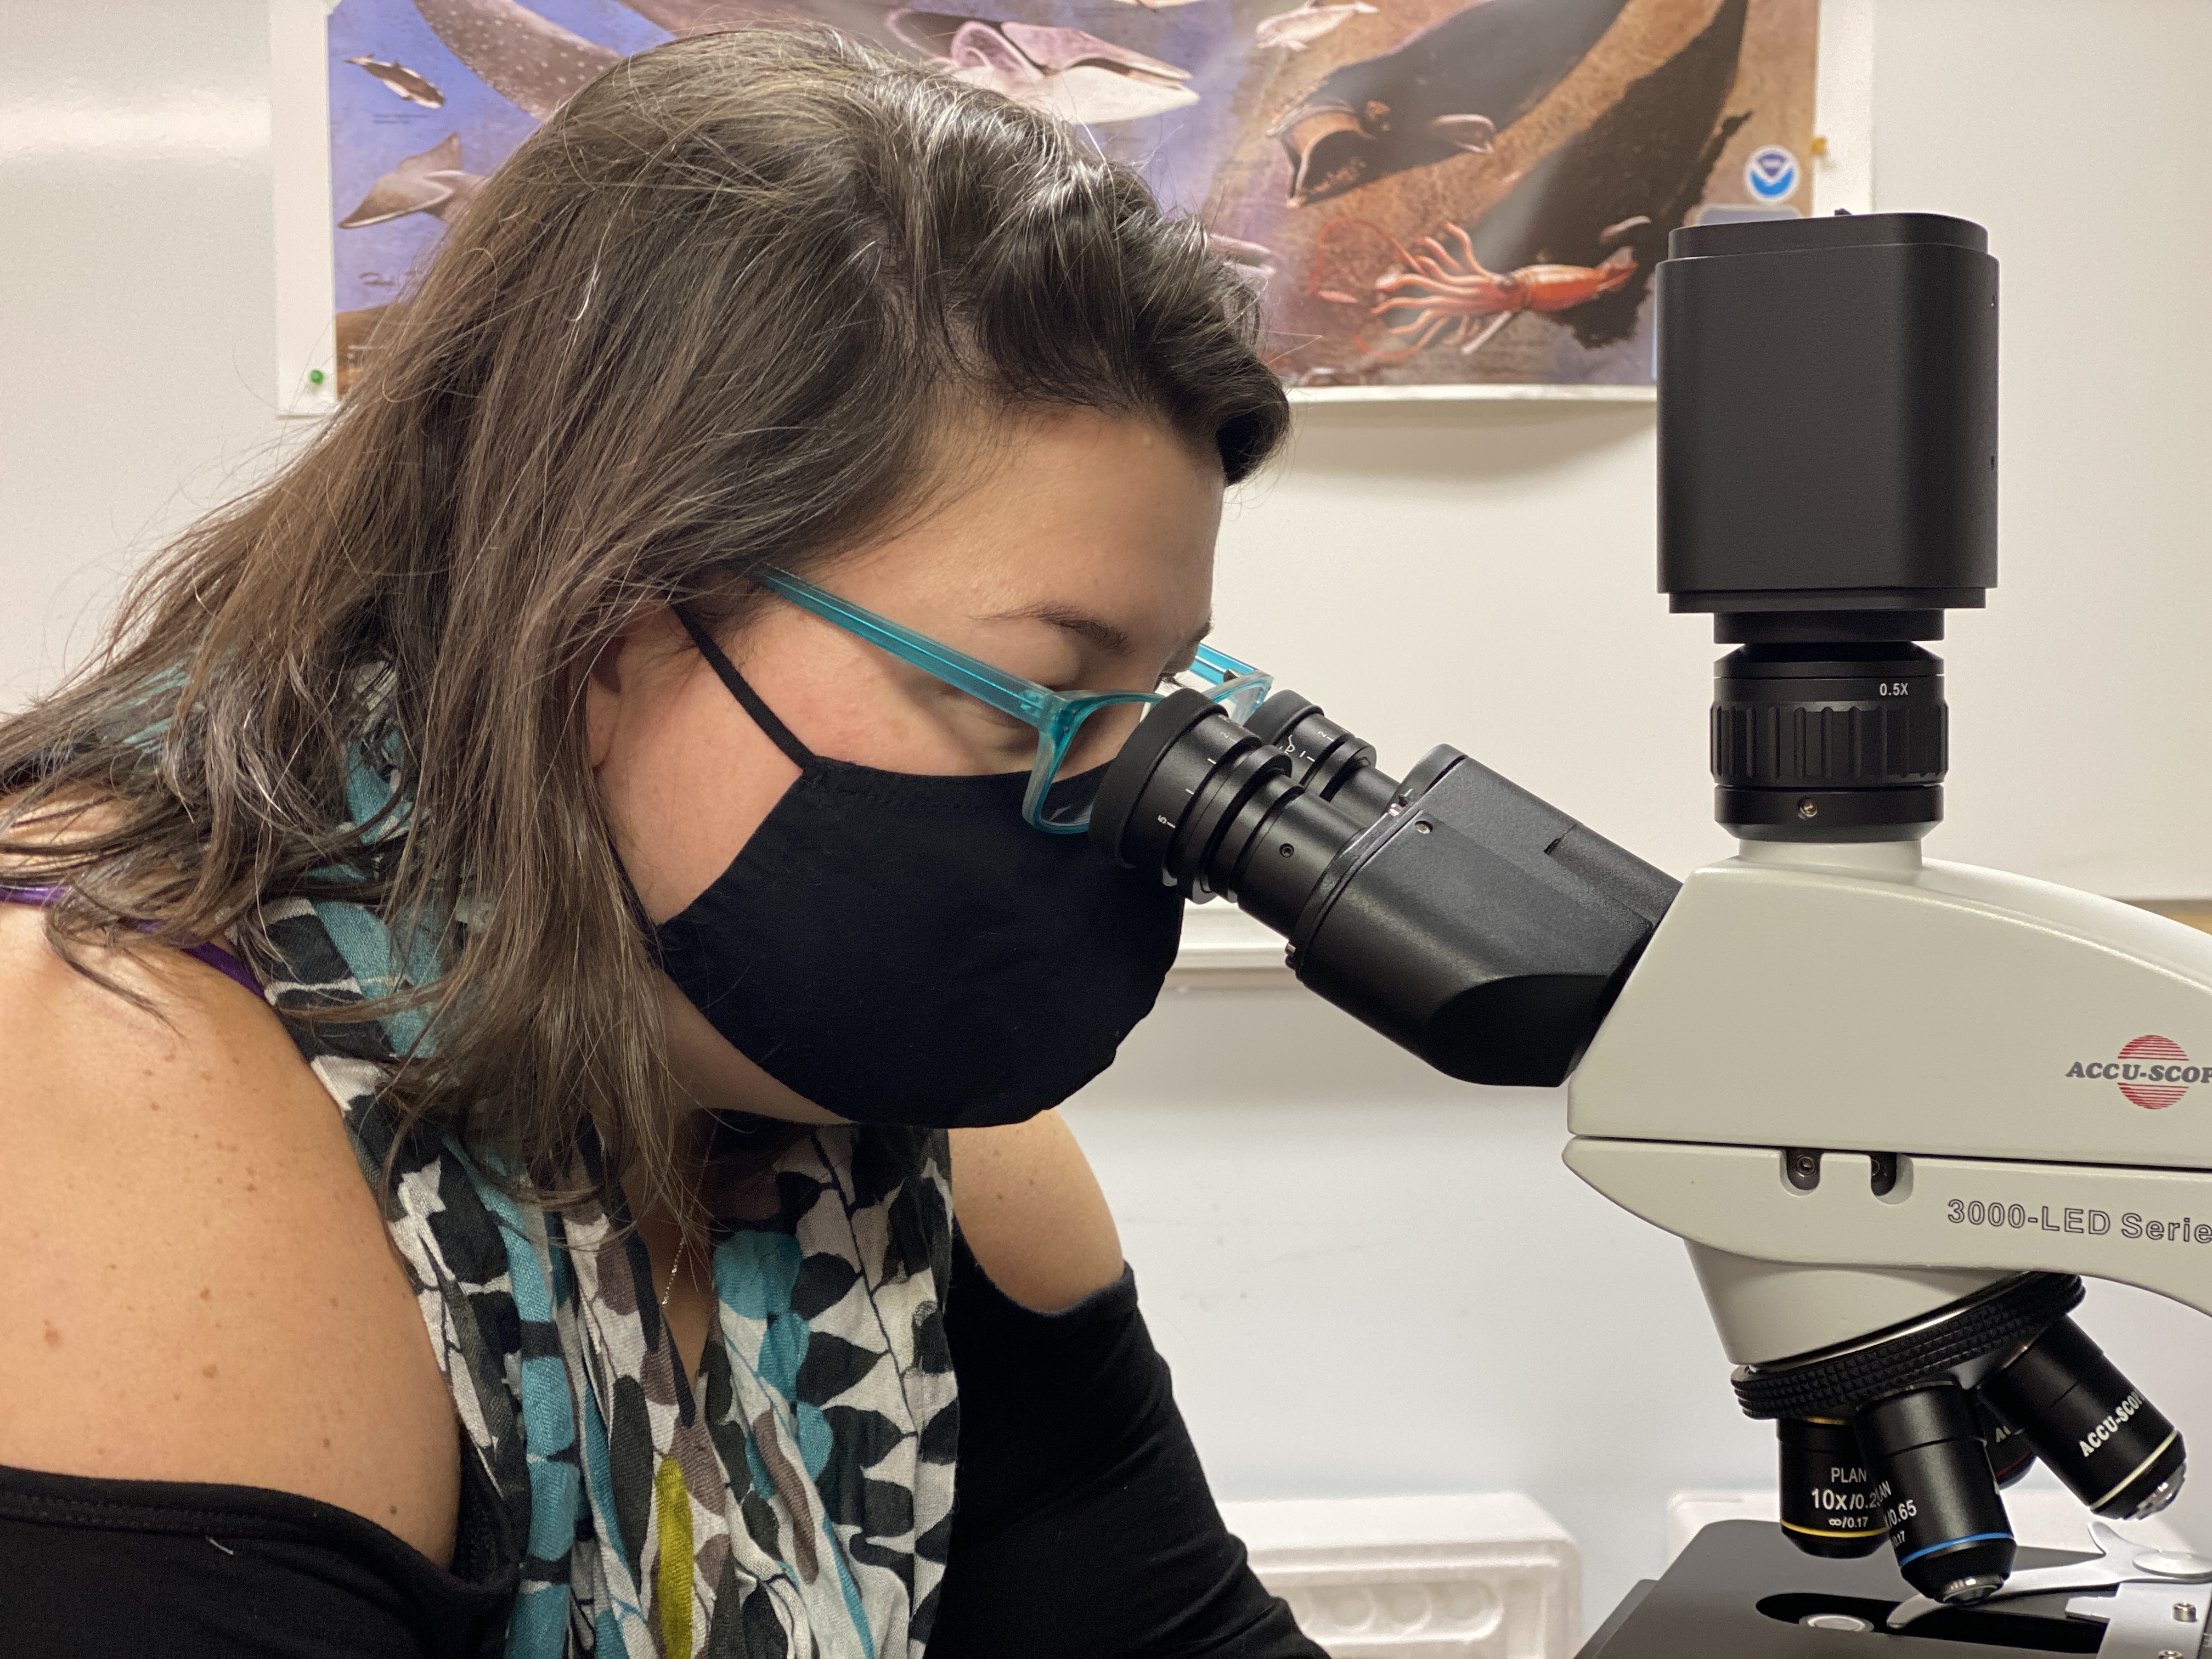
[949,1109,1125,1312]
[0,902,461,1565]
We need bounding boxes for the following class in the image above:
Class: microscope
[1091,212,2212,1654]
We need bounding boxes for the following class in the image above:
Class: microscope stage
[1579,1521,2117,1657]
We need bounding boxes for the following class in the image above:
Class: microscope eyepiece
[1243,693,1401,825]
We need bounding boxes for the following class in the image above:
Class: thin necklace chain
[660,1233,687,1311]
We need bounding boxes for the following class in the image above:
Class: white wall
[5,0,2211,1639]
[0,3,301,706]
[1076,0,2212,1636]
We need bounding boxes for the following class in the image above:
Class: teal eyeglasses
[752,568,1271,833]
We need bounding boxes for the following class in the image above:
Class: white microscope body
[1567,840,2212,1368]
[1565,841,2212,1650]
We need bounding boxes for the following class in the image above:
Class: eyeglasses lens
[1062,701,1150,776]
[1035,702,1147,830]
[1035,676,1269,831]
[1216,680,1268,724]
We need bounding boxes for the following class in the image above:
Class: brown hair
[0,24,1289,1220]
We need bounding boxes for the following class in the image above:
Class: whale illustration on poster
[326,0,1816,395]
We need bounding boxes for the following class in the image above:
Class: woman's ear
[585,606,673,772]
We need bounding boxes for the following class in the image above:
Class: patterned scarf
[256,765,958,1657]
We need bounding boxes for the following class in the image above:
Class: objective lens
[1973,1396,2036,1489]
[1854,1384,2015,1604]
[1979,1317,2185,1519]
[1777,1418,1885,1558]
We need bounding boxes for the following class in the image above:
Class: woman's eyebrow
[1170,620,1215,664]
[979,604,1214,668]
[980,602,1135,658]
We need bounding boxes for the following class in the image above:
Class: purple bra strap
[0,884,263,997]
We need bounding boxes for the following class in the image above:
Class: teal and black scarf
[255,764,958,1656]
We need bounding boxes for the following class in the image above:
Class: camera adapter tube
[1088,687,1677,1087]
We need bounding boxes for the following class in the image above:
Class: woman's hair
[0,24,1289,1218]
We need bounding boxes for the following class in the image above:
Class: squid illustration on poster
[327,0,1816,394]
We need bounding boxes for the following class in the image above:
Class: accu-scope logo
[2066,1034,2203,1108]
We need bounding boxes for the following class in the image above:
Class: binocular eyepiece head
[1090,687,1679,1088]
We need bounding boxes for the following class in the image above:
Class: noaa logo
[2066,1035,2203,1109]
[1745,145,1800,202]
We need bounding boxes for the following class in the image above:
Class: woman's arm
[940,1111,1323,1658]
[0,904,462,1566]
[948,1110,1125,1311]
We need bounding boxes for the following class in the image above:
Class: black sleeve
[0,1462,514,1658]
[929,1228,1324,1659]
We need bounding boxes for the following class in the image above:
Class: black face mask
[649,612,1184,1128]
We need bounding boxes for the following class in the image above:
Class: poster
[326,0,1816,396]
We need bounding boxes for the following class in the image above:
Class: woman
[0,25,1316,1659]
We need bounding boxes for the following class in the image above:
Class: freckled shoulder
[949,1109,1126,1313]
[0,902,462,1566]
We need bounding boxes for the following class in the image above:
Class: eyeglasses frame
[750,567,1271,833]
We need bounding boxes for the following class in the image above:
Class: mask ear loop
[670,601,817,770]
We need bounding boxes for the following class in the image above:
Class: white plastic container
[1220,1492,1582,1659]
